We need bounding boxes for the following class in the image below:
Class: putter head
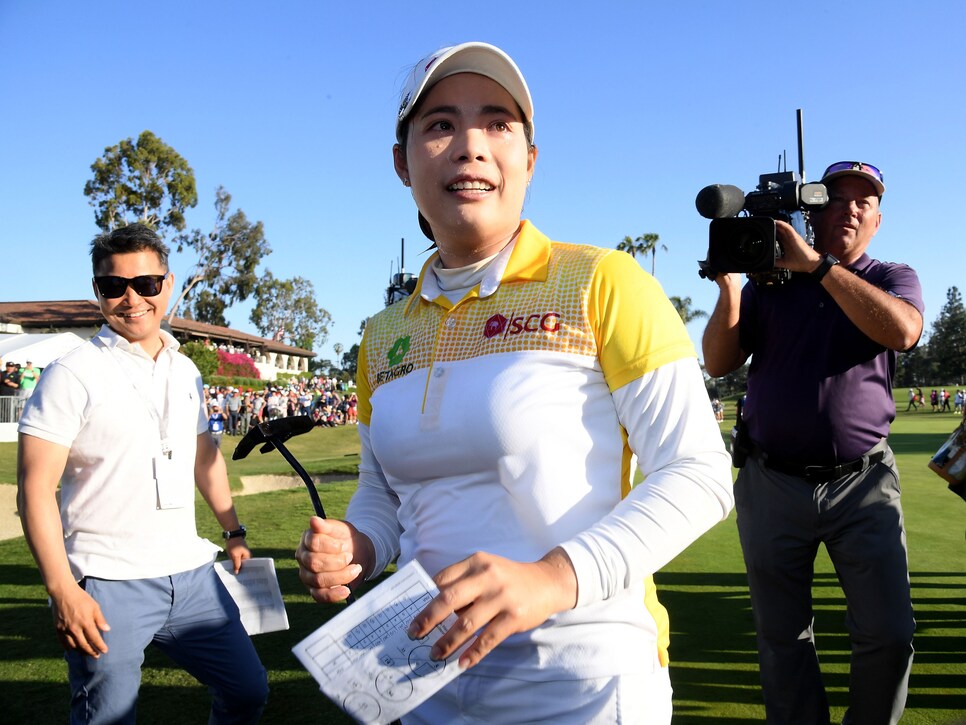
[232,415,316,460]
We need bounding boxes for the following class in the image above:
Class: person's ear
[393,144,410,187]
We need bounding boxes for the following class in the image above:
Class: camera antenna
[797,108,806,182]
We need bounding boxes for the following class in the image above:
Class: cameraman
[702,162,922,725]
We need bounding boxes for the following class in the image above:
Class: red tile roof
[0,300,314,356]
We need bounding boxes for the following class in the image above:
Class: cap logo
[398,92,412,120]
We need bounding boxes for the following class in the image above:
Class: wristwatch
[811,253,839,282]
[222,524,247,540]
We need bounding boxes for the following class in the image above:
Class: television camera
[696,110,828,285]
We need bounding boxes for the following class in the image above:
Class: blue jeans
[67,563,268,724]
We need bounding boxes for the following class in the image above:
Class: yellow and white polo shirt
[349,221,733,680]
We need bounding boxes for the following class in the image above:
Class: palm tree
[668,296,708,325]
[616,233,667,277]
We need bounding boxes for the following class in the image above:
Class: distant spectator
[905,387,919,411]
[251,390,266,423]
[239,391,253,436]
[208,405,226,447]
[226,390,242,435]
[346,393,358,424]
[266,390,285,420]
[18,361,40,398]
[298,390,313,416]
[711,398,725,422]
[0,361,20,423]
[1,361,20,396]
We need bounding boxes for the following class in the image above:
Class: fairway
[1,407,963,723]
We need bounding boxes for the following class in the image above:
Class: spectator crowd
[0,359,40,422]
[905,387,966,414]
[203,375,358,447]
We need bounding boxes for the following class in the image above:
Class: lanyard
[100,339,175,457]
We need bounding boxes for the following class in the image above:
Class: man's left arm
[194,432,249,573]
[818,266,923,351]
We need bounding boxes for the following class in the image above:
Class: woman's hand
[296,516,374,603]
[407,547,578,670]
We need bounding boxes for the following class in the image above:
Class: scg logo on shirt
[483,312,561,339]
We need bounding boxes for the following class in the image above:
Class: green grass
[1,410,964,723]
[217,424,362,490]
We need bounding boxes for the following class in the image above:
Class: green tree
[617,233,667,277]
[342,343,360,380]
[168,186,271,325]
[190,289,229,327]
[895,341,934,387]
[83,130,197,237]
[669,295,708,325]
[929,286,966,383]
[250,272,332,351]
[704,362,749,399]
[180,341,219,379]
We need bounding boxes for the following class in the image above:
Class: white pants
[403,667,673,724]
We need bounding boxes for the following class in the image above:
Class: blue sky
[2,1,963,363]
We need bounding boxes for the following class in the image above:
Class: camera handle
[697,259,719,281]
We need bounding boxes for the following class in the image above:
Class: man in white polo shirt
[16,223,267,724]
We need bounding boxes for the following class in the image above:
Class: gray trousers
[735,442,914,725]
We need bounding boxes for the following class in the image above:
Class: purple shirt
[739,253,923,464]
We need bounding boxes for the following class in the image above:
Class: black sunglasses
[93,274,167,299]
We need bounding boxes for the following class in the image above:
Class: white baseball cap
[395,42,534,144]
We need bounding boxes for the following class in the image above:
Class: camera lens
[707,217,778,273]
[732,231,766,267]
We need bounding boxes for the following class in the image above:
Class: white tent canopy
[0,332,87,368]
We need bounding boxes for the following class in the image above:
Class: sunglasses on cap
[822,161,883,183]
[93,274,167,299]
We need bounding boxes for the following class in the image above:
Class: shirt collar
[404,220,551,314]
[94,324,180,359]
[847,252,873,274]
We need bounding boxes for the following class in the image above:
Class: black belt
[753,448,886,483]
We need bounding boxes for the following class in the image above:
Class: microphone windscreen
[695,184,746,219]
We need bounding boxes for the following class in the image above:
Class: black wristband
[811,253,839,282]
[222,524,247,540]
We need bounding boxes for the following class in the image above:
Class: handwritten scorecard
[214,558,289,636]
[292,560,470,724]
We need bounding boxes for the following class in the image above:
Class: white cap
[396,42,533,143]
